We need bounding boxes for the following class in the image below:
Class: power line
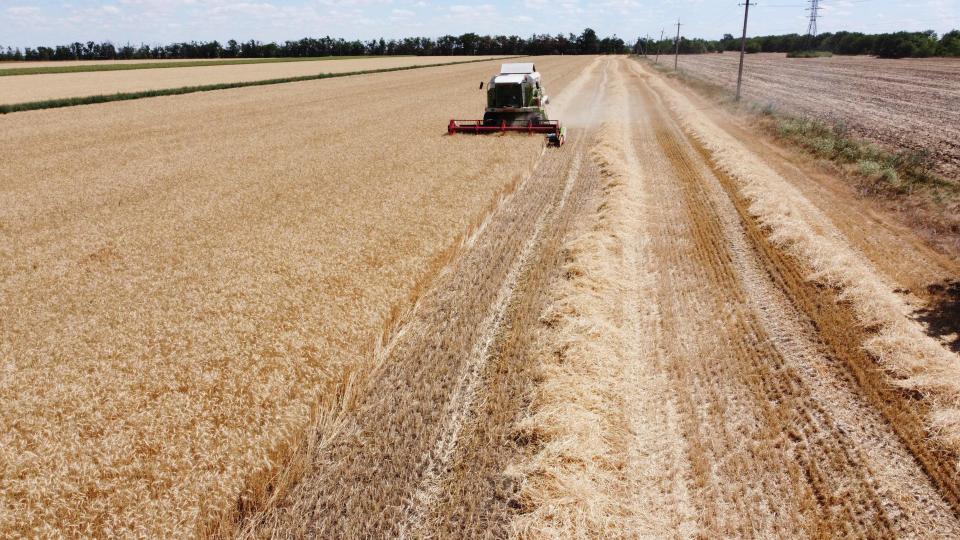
[736,0,753,101]
[674,18,682,70]
[806,0,822,37]
[655,29,664,64]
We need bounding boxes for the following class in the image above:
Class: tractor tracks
[240,57,960,539]
[507,57,960,538]
[240,59,610,539]
[395,150,584,540]
[629,59,960,536]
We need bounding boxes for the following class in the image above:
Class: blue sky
[2,0,958,48]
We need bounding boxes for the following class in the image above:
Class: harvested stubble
[0,57,577,537]
[507,57,960,538]
[644,62,960,521]
[0,55,506,105]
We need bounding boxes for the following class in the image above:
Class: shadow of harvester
[916,279,960,353]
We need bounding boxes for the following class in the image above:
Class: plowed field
[677,52,960,180]
[3,55,959,538]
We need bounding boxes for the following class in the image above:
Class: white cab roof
[493,73,527,84]
[500,63,536,74]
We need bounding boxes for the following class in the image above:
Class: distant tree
[874,30,938,58]
[224,39,239,58]
[578,28,599,54]
[939,30,960,56]
[6,26,957,62]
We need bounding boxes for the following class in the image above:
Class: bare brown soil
[677,52,960,181]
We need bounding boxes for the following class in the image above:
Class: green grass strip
[785,50,834,58]
[0,56,380,77]
[0,56,519,115]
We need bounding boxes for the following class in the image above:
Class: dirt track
[239,56,960,537]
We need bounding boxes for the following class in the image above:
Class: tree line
[0,29,626,61]
[5,27,956,62]
[635,29,960,59]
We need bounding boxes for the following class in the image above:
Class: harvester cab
[448,63,565,147]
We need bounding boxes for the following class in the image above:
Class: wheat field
[4,53,960,538]
[4,58,270,69]
[0,55,505,105]
[0,56,591,537]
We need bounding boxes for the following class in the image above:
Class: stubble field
[3,53,960,539]
[676,51,960,180]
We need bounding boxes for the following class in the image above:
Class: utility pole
[806,0,822,42]
[736,0,752,101]
[643,34,649,58]
[655,29,664,64]
[673,19,682,70]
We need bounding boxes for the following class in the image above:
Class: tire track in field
[237,60,609,539]
[644,115,889,537]
[652,120,894,537]
[396,151,584,539]
[614,71,698,537]
[399,59,613,539]
[639,57,960,527]
[630,61,960,536]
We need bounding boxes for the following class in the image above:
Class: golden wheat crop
[0,55,505,104]
[8,52,957,538]
[0,57,576,537]
[4,58,255,69]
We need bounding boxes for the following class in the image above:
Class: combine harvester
[449,63,566,147]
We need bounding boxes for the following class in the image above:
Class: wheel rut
[237,57,960,539]
[631,60,960,537]
[236,60,611,539]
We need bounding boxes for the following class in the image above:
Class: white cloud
[5,5,45,24]
[451,3,495,13]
